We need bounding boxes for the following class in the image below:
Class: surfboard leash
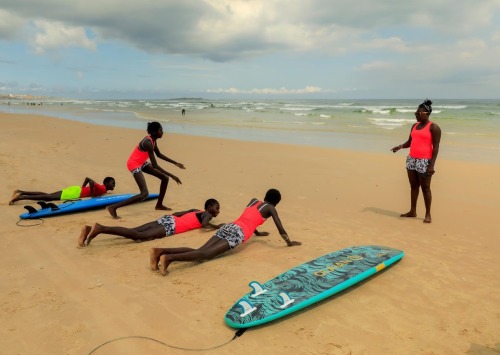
[16,218,44,227]
[87,328,247,354]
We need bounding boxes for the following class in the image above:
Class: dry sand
[0,113,499,354]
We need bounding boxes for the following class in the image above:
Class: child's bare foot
[107,206,120,219]
[8,191,20,205]
[423,215,432,223]
[77,225,92,247]
[155,205,172,211]
[150,248,162,271]
[86,223,103,245]
[400,211,417,218]
[159,255,171,276]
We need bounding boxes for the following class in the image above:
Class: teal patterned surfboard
[225,245,404,328]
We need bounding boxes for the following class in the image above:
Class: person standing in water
[391,99,441,223]
[107,122,184,219]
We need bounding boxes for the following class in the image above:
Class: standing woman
[391,100,441,223]
[107,122,184,219]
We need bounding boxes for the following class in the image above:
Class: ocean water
[2,98,499,164]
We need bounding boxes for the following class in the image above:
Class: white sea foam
[360,106,392,114]
[368,117,414,129]
[435,105,467,109]
[396,109,414,113]
[368,118,414,123]
[281,107,315,111]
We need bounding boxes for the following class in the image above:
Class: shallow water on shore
[2,98,499,164]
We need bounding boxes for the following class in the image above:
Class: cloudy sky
[0,0,499,99]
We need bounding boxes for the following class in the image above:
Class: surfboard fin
[47,203,60,211]
[249,281,267,297]
[278,292,295,309]
[37,201,50,209]
[23,205,38,214]
[238,299,257,317]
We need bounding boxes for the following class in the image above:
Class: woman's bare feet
[159,255,171,276]
[423,215,432,223]
[85,223,103,245]
[107,205,120,219]
[149,248,162,271]
[155,205,172,211]
[8,190,20,205]
[400,211,417,218]
[77,225,92,247]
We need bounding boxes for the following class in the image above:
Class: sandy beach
[0,112,499,354]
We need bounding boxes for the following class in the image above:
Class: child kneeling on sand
[150,189,301,276]
[78,198,222,247]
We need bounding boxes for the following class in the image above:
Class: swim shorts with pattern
[406,155,430,175]
[214,223,245,249]
[130,161,151,175]
[156,215,176,237]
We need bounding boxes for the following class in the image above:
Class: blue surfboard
[225,245,404,328]
[19,193,159,219]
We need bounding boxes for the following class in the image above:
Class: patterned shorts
[130,161,150,175]
[157,215,176,237]
[406,156,430,175]
[214,223,245,249]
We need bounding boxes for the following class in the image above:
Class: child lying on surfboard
[9,177,115,204]
[150,189,301,276]
[77,198,222,247]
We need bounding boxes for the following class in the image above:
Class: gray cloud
[1,0,499,99]
[0,8,24,39]
[1,0,498,61]
[0,58,16,64]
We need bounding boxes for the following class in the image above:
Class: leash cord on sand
[16,218,44,227]
[88,328,247,354]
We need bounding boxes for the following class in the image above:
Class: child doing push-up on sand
[78,199,222,247]
[150,189,301,276]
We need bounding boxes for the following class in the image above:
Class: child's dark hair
[147,121,163,134]
[204,198,219,210]
[419,99,433,114]
[103,177,115,184]
[264,188,281,205]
